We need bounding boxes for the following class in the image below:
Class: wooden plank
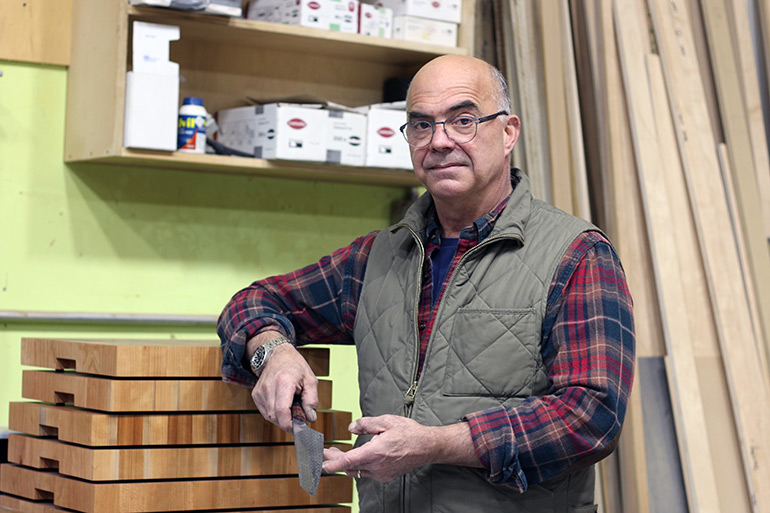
[0,0,72,66]
[539,0,575,214]
[648,0,770,510]
[717,143,763,352]
[724,0,770,241]
[570,0,607,228]
[506,0,551,203]
[0,495,351,513]
[0,464,352,513]
[647,52,754,513]
[20,338,329,378]
[700,0,770,368]
[616,370,651,513]
[21,371,333,412]
[613,3,721,509]
[64,0,128,161]
[7,434,350,481]
[559,0,592,222]
[9,402,351,446]
[596,0,665,358]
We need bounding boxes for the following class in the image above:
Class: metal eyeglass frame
[399,110,509,148]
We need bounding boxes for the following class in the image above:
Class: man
[218,55,635,512]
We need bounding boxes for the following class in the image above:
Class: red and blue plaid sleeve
[464,231,635,491]
[217,231,378,387]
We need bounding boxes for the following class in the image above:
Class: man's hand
[322,415,480,482]
[249,333,318,432]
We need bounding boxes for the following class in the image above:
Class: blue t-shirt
[431,237,459,306]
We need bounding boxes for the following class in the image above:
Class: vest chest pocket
[442,307,540,398]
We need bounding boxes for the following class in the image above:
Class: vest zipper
[393,225,521,513]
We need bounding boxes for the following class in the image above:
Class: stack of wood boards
[0,338,354,512]
[484,0,770,512]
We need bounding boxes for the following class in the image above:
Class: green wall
[0,60,404,465]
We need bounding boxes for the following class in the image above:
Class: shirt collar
[426,171,520,245]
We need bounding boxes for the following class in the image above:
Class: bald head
[407,56,511,114]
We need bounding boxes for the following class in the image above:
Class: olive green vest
[352,170,600,513]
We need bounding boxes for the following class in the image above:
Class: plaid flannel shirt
[217,196,634,492]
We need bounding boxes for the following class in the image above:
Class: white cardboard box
[216,103,327,162]
[248,0,359,33]
[325,109,367,166]
[216,102,367,165]
[374,0,461,23]
[130,0,242,17]
[392,14,457,47]
[124,21,180,151]
[359,3,393,38]
[358,102,412,169]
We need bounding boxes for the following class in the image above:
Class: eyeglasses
[399,110,508,148]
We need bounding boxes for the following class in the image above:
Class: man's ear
[504,114,522,155]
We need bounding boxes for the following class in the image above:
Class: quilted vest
[352,171,600,513]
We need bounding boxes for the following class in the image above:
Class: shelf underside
[68,149,421,187]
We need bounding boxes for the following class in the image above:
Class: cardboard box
[130,0,242,17]
[216,103,327,162]
[359,3,393,38]
[325,109,367,166]
[358,102,412,169]
[124,21,180,151]
[247,0,359,33]
[392,15,457,47]
[216,100,367,166]
[374,0,461,23]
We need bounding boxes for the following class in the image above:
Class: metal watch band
[249,336,292,377]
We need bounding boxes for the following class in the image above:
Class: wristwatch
[249,336,291,378]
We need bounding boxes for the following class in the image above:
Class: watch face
[252,346,266,373]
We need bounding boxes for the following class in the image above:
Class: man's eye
[451,116,476,127]
[411,121,432,131]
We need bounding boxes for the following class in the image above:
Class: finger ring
[356,470,362,479]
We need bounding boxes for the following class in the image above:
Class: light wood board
[559,0,592,222]
[699,0,770,366]
[648,0,770,510]
[21,337,329,377]
[0,0,72,66]
[613,3,720,509]
[0,495,351,513]
[0,464,352,512]
[7,434,350,481]
[506,0,551,203]
[21,371,333,412]
[596,0,665,359]
[646,51,753,513]
[8,402,351,446]
[539,0,575,215]
[726,0,770,240]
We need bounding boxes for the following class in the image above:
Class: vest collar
[393,168,531,245]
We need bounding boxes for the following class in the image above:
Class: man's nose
[429,124,456,150]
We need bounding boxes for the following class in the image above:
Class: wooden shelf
[128,5,469,64]
[74,149,421,187]
[64,0,475,188]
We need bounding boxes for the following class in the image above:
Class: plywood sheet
[637,357,688,513]
[0,0,72,66]
[21,338,329,378]
[9,402,351,446]
[0,464,352,513]
[21,371,333,412]
[7,434,350,481]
